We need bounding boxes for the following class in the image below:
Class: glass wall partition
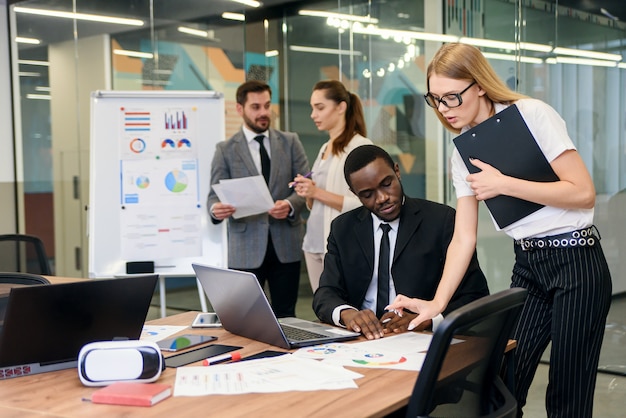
[10,0,250,276]
[8,0,626,299]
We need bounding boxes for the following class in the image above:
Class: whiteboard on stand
[88,90,226,278]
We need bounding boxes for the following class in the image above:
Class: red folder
[90,382,172,407]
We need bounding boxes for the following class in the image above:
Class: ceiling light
[352,25,458,43]
[460,37,553,54]
[113,49,154,59]
[618,63,626,69]
[600,8,618,20]
[519,42,553,53]
[177,26,219,41]
[553,47,621,61]
[222,12,245,21]
[14,7,144,26]
[26,94,51,100]
[265,50,279,57]
[18,59,49,66]
[289,45,362,56]
[460,37,516,50]
[482,52,543,64]
[553,56,617,67]
[18,72,41,77]
[35,86,51,92]
[299,9,378,24]
[15,37,40,45]
[178,26,209,37]
[230,0,261,7]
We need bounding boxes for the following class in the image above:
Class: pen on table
[202,352,242,366]
[288,171,313,188]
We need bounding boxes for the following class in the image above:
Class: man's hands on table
[340,309,432,340]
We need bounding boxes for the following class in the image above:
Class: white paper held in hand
[212,175,274,219]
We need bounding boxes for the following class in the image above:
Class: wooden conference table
[0,277,515,417]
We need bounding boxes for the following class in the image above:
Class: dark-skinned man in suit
[313,145,489,339]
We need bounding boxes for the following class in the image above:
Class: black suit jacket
[313,197,489,324]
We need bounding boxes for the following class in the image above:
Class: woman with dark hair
[292,80,372,291]
[387,43,611,417]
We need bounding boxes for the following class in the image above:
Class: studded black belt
[515,226,599,251]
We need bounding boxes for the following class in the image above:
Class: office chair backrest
[0,234,52,275]
[406,287,528,418]
[0,272,51,323]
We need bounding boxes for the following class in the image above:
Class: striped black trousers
[510,241,612,418]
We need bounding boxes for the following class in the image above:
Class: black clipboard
[453,104,559,228]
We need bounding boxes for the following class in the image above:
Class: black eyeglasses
[424,81,476,109]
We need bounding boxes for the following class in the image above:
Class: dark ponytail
[313,80,367,156]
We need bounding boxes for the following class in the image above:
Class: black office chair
[0,272,51,322]
[0,234,53,275]
[0,272,51,286]
[405,287,528,418]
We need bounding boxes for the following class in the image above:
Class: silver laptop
[192,263,360,349]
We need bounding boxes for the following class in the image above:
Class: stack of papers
[173,354,363,396]
[212,175,274,219]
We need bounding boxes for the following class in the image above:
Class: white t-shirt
[450,98,594,240]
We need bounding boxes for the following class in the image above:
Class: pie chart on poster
[136,176,150,189]
[164,169,188,193]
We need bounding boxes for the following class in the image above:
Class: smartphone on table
[157,334,217,352]
[191,312,222,328]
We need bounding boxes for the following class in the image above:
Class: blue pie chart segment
[165,170,188,193]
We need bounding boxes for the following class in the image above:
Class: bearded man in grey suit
[208,81,309,317]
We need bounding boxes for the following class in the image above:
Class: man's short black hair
[236,80,272,105]
[344,144,396,188]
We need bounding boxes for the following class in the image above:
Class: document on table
[292,333,440,371]
[212,175,274,219]
[140,325,188,342]
[173,354,363,396]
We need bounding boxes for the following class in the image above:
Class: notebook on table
[453,104,559,228]
[0,275,158,379]
[192,263,360,349]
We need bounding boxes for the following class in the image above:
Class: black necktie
[377,223,391,318]
[254,135,270,184]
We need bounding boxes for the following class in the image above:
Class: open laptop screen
[0,275,157,369]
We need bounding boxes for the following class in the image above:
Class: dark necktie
[254,135,270,184]
[376,223,391,318]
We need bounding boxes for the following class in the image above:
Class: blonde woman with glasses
[387,43,611,418]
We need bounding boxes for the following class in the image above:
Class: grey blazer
[208,128,309,269]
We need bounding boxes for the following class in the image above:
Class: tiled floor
[148,277,626,417]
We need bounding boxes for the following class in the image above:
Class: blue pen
[288,171,313,188]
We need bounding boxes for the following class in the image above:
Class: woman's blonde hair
[426,43,527,133]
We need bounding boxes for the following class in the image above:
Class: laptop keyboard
[280,324,328,341]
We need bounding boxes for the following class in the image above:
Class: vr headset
[78,340,164,387]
